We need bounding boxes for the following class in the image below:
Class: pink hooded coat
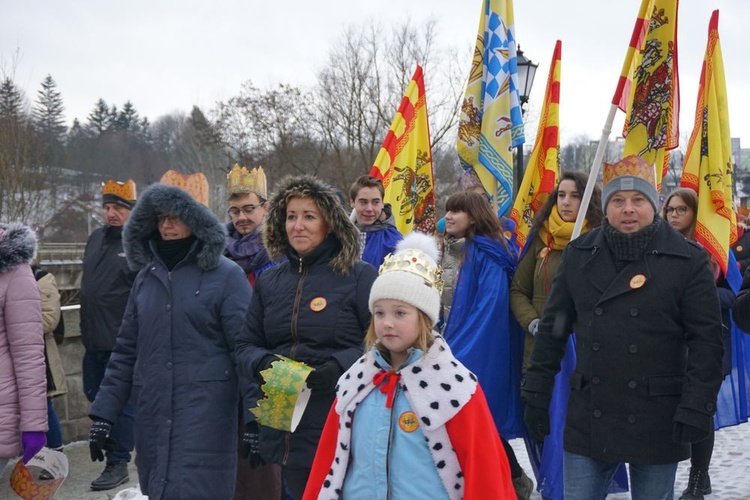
[0,223,47,458]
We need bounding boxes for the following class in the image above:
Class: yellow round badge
[738,246,744,252]
[398,411,419,433]
[310,297,327,312]
[630,274,646,289]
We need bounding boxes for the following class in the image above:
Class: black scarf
[602,217,661,272]
[156,235,197,271]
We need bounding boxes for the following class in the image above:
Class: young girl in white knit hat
[303,233,515,500]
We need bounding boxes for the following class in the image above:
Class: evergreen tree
[0,77,25,122]
[32,75,66,141]
[32,75,67,167]
[115,100,139,132]
[86,98,112,135]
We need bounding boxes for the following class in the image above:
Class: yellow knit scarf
[537,205,589,251]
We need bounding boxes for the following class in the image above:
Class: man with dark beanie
[88,172,252,499]
[80,179,138,490]
[521,155,725,498]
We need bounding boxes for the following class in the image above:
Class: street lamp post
[515,46,538,195]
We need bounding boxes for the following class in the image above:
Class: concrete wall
[51,308,92,443]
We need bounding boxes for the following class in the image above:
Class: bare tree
[313,19,465,189]
[214,83,325,185]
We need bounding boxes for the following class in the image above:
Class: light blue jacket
[342,348,449,500]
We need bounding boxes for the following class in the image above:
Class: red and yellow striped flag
[370,66,435,235]
[616,0,680,191]
[510,40,561,250]
[681,10,737,276]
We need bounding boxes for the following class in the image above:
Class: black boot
[90,461,129,491]
[679,467,711,500]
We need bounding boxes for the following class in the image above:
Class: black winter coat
[80,225,137,352]
[236,236,377,468]
[522,220,724,464]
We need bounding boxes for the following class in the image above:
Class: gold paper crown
[102,179,137,201]
[379,248,443,294]
[160,170,210,207]
[227,164,267,199]
[602,155,657,189]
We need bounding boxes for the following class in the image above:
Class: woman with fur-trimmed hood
[89,184,253,500]
[0,224,47,474]
[236,175,377,499]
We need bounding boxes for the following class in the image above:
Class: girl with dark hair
[663,188,733,500]
[509,171,610,499]
[511,171,602,370]
[440,191,533,498]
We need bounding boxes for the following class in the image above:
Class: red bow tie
[373,371,401,409]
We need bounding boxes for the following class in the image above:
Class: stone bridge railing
[38,242,85,291]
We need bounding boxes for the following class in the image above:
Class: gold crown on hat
[379,248,443,295]
[160,170,210,207]
[227,164,267,199]
[102,179,137,201]
[603,155,657,189]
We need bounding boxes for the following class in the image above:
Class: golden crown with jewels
[227,164,267,199]
[102,179,137,201]
[379,247,443,294]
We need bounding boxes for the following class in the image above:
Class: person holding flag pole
[509,40,628,500]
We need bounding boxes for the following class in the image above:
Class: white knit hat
[368,232,442,326]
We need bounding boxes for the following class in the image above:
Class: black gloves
[242,421,265,469]
[306,360,343,391]
[524,405,551,443]
[89,419,114,462]
[256,355,280,382]
[672,422,709,444]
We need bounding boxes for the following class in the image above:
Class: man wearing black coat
[79,180,138,490]
[521,156,724,498]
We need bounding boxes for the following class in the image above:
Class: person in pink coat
[0,223,47,474]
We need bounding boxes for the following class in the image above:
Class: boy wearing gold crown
[79,179,138,490]
[521,155,724,498]
[225,165,275,288]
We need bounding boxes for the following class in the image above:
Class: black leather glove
[524,405,551,443]
[242,421,265,469]
[88,419,114,462]
[672,422,709,444]
[306,360,342,391]
[256,355,280,382]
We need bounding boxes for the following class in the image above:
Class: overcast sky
[2,0,749,149]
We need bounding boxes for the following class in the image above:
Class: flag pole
[493,178,499,213]
[572,103,618,239]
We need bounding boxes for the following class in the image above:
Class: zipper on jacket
[283,259,308,465]
[385,383,399,500]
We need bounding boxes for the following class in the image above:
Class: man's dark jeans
[83,350,135,464]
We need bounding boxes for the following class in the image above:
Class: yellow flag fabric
[369,66,436,235]
[680,10,737,276]
[621,0,680,192]
[612,0,653,111]
[457,0,525,215]
[510,40,561,250]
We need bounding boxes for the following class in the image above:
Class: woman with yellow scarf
[510,171,611,500]
[510,171,602,371]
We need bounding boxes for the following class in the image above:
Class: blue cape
[362,225,402,269]
[443,235,524,438]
